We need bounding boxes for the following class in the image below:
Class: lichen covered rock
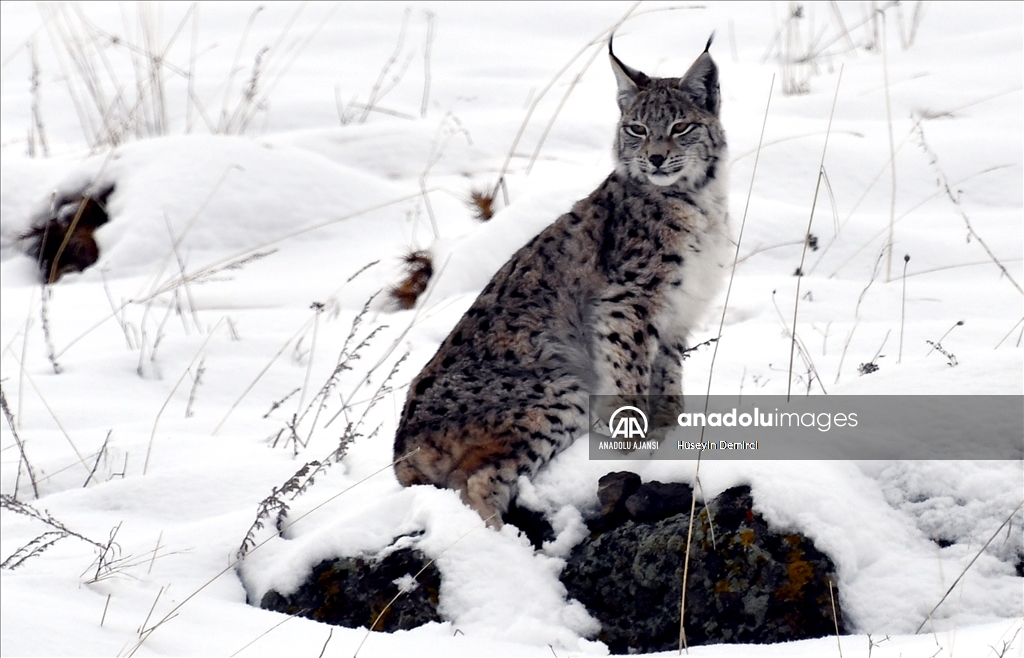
[562,481,843,654]
[259,547,441,632]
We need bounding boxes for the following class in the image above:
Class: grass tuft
[389,250,434,310]
[468,187,498,222]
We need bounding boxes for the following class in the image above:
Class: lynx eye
[623,124,647,137]
[671,123,696,137]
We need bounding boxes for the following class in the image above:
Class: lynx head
[610,36,726,189]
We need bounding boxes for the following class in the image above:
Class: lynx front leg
[650,339,685,395]
[589,295,661,397]
[649,339,686,431]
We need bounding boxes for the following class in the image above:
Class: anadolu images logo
[609,406,648,439]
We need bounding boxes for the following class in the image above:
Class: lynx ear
[609,35,650,112]
[679,33,720,116]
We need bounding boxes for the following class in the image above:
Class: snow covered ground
[1,2,1021,656]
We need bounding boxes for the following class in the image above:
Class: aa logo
[609,406,648,439]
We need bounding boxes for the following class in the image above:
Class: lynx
[394,37,731,526]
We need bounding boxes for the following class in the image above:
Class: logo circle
[609,405,649,436]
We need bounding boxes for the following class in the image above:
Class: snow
[1,2,1022,656]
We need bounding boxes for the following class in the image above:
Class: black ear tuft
[704,32,715,53]
[679,41,720,116]
[609,34,651,113]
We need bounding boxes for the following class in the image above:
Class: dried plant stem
[28,38,50,157]
[144,319,223,474]
[138,585,165,636]
[296,303,325,415]
[232,5,340,134]
[678,480,698,654]
[318,628,333,658]
[915,500,1024,634]
[771,291,827,393]
[730,129,863,167]
[138,165,242,303]
[220,6,262,129]
[83,430,112,487]
[87,521,123,583]
[936,184,1023,295]
[102,271,135,349]
[524,38,604,175]
[788,65,843,400]
[100,593,112,627]
[148,531,163,575]
[228,611,304,657]
[163,212,202,334]
[880,9,897,282]
[360,9,411,124]
[829,578,843,657]
[213,316,314,435]
[995,317,1024,349]
[420,11,434,118]
[40,286,62,374]
[869,329,890,365]
[146,291,179,370]
[184,358,205,418]
[8,353,90,473]
[17,289,37,425]
[901,257,1022,280]
[834,248,886,383]
[924,320,963,358]
[898,254,909,363]
[185,4,198,133]
[419,114,471,240]
[1,384,39,499]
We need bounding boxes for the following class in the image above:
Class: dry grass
[786,65,842,399]
[389,250,434,310]
[468,188,498,222]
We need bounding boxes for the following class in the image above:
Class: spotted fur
[394,39,731,526]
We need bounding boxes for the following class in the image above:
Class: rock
[562,484,843,654]
[21,184,114,283]
[624,480,694,522]
[598,471,642,515]
[503,499,555,549]
[259,546,441,632]
[589,471,642,532]
[256,479,845,651]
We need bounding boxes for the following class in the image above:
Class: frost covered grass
[1,2,1022,657]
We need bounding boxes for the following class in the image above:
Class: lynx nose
[648,154,666,169]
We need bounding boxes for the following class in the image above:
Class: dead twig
[1,384,39,499]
